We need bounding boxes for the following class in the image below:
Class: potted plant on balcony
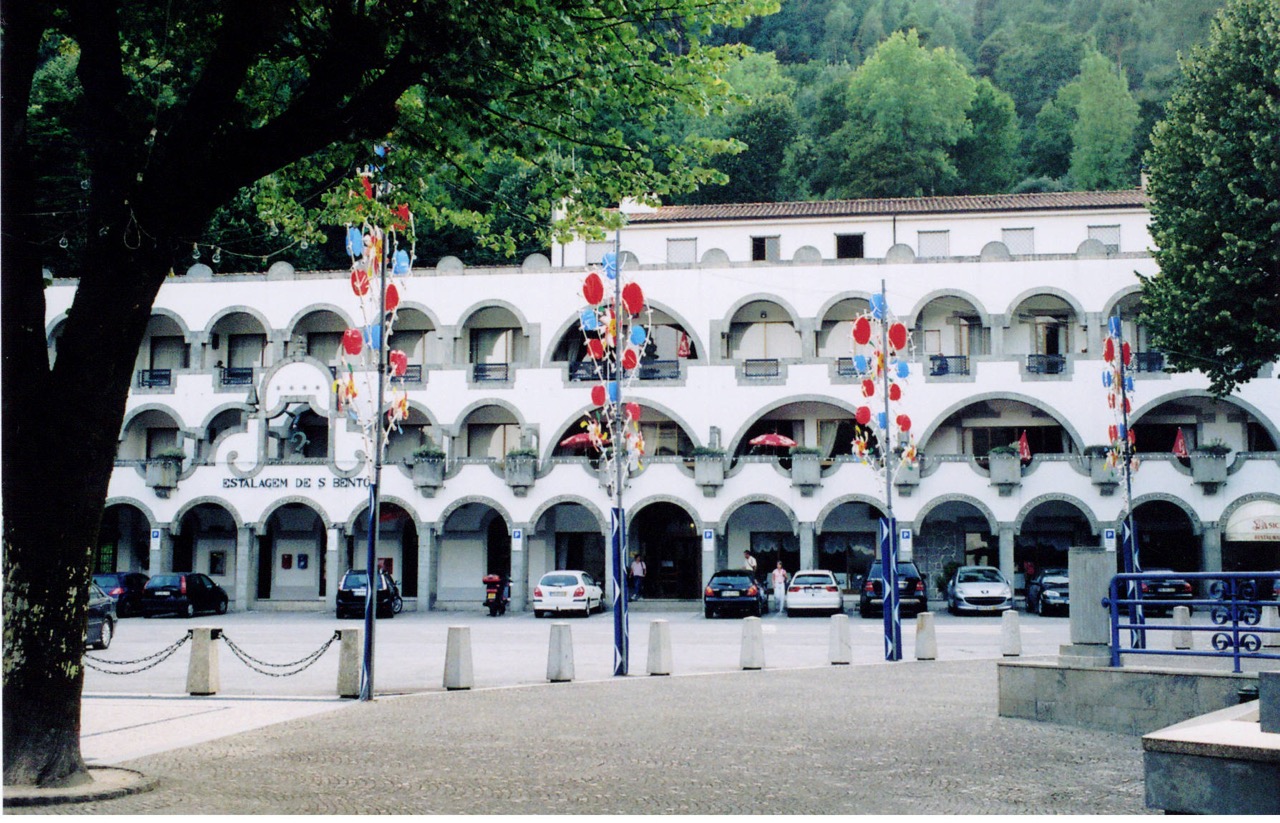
[145,447,186,497]
[1190,440,1231,490]
[691,446,725,497]
[986,444,1021,491]
[504,448,538,496]
[410,444,446,496]
[1082,444,1119,493]
[789,446,823,496]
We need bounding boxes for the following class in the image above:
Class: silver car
[533,570,603,617]
[946,566,1013,615]
[784,570,845,617]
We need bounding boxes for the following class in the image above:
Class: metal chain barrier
[83,631,192,674]
[219,631,340,677]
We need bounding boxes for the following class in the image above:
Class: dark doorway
[631,503,700,598]
[256,535,272,599]
[487,517,511,579]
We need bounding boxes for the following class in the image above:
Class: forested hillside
[681,0,1224,204]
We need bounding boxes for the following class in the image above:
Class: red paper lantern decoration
[587,339,605,360]
[622,282,644,315]
[622,348,638,371]
[626,403,642,422]
[853,316,872,345]
[591,385,606,406]
[389,350,408,376]
[888,322,908,351]
[1108,424,1118,442]
[1121,341,1131,366]
[384,283,400,313]
[1103,337,1115,363]
[351,268,370,296]
[889,384,902,401]
[861,379,876,398]
[583,272,604,305]
[856,406,872,425]
[896,414,911,432]
[342,328,363,356]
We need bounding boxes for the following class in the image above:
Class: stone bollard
[1171,606,1193,650]
[1000,610,1022,657]
[1264,605,1280,649]
[915,612,938,661]
[547,622,575,682]
[647,620,672,676]
[740,616,765,670]
[186,627,220,696]
[443,626,474,690]
[1260,671,1279,734]
[828,614,851,665]
[337,628,361,698]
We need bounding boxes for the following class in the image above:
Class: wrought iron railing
[137,369,172,387]
[220,366,255,385]
[1105,571,1280,672]
[473,362,510,382]
[397,364,424,384]
[1026,354,1067,375]
[1132,351,1165,373]
[835,357,857,377]
[638,359,679,380]
[929,355,970,376]
[742,358,780,379]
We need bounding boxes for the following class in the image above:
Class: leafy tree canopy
[1141,0,1280,394]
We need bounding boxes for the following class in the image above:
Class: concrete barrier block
[337,628,361,698]
[547,622,575,682]
[1264,605,1280,649]
[444,625,474,690]
[828,614,851,665]
[186,627,220,696]
[1000,610,1022,656]
[647,619,672,676]
[915,612,937,660]
[740,616,764,670]
[1171,606,1192,649]
[1260,671,1279,734]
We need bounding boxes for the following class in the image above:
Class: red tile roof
[623,190,1149,224]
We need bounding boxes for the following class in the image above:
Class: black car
[93,571,150,617]
[703,569,766,618]
[858,561,928,617]
[1140,570,1194,616]
[336,569,403,618]
[141,572,229,618]
[86,583,116,650]
[1026,568,1069,616]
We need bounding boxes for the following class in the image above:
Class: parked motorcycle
[483,573,510,616]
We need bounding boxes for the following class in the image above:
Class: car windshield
[147,574,183,588]
[711,575,754,587]
[793,574,833,586]
[342,572,369,588]
[868,564,921,576]
[959,568,1003,583]
[541,573,579,587]
[92,575,117,588]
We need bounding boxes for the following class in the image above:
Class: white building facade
[50,190,1280,612]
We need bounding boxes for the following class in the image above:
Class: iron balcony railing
[637,359,679,380]
[835,357,857,377]
[1105,571,1280,672]
[397,364,424,384]
[743,358,780,379]
[929,355,970,376]
[220,367,255,386]
[137,369,172,388]
[1132,351,1165,373]
[473,362,510,382]
[1026,354,1067,375]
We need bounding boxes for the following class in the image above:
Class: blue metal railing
[1026,354,1067,375]
[929,355,970,376]
[1132,350,1165,373]
[1106,571,1280,672]
[473,363,510,382]
[137,369,172,387]
[743,358,780,379]
[637,359,679,380]
[220,366,255,385]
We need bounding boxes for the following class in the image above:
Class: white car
[784,570,845,616]
[947,565,1014,615]
[533,570,603,617]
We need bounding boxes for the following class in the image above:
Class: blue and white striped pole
[880,517,902,661]
[612,506,629,675]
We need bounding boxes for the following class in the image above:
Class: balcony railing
[473,362,510,382]
[137,369,172,388]
[836,357,857,377]
[220,367,255,386]
[638,359,679,380]
[743,358,780,379]
[928,355,970,376]
[1132,351,1165,373]
[1026,354,1067,375]
[396,364,424,384]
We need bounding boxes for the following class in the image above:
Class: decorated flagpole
[610,228,629,676]
[1104,310,1144,647]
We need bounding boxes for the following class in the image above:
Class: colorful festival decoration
[1102,312,1144,646]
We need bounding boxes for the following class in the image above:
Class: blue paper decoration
[1102,372,1113,387]
[581,309,599,331]
[345,227,364,257]
[393,249,410,274]
[1109,316,1122,337]
[601,252,618,280]
[374,144,387,158]
[607,381,619,402]
[877,412,888,430]
[1117,424,1127,439]
[363,324,382,351]
[629,326,647,346]
[1125,377,1134,392]
[870,293,887,319]
[896,361,909,379]
[854,355,868,372]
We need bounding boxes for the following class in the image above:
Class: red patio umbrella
[558,432,595,450]
[749,432,797,448]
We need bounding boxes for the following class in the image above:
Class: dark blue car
[704,569,766,618]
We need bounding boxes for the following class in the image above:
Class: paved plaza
[12,609,1153,814]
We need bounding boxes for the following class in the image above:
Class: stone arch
[456,298,532,332]
[437,496,514,533]
[146,307,193,337]
[450,397,529,435]
[120,402,186,435]
[198,401,256,433]
[253,497,333,531]
[814,494,889,535]
[624,494,704,534]
[344,494,420,533]
[724,393,864,455]
[392,300,444,332]
[1130,388,1280,447]
[205,305,274,338]
[912,493,999,534]
[1130,492,1204,535]
[546,399,700,461]
[916,391,1088,455]
[103,496,160,530]
[721,292,803,330]
[1014,494,1102,536]
[717,495,799,537]
[283,303,357,334]
[815,290,876,324]
[1003,286,1087,327]
[1218,491,1280,533]
[905,288,993,329]
[170,497,245,534]
[530,495,610,535]
[1100,284,1144,322]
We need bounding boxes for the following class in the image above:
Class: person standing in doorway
[629,554,647,601]
[743,550,758,580]
[770,561,788,614]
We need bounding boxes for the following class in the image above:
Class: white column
[234,525,254,611]
[326,527,343,610]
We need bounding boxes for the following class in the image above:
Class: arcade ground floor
[95,491,1280,613]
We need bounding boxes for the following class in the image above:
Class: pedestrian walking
[629,554,647,601]
[770,562,788,613]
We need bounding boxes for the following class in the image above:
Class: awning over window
[1224,500,1280,542]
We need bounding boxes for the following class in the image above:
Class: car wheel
[216,597,228,615]
[859,604,870,618]
[704,605,714,619]
[183,602,195,619]
[754,604,762,618]
[785,608,793,617]
[534,610,546,618]
[392,596,404,615]
[92,618,113,650]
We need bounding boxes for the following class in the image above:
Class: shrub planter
[412,457,445,497]
[1088,454,1119,496]
[987,452,1021,495]
[894,461,921,497]
[790,452,822,497]
[1190,452,1229,494]
[505,453,537,497]
[693,454,725,497]
[145,458,182,498]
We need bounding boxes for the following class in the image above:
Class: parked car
[1026,568,1070,616]
[141,572,229,618]
[946,566,1014,615]
[335,569,403,618]
[858,561,928,617]
[1140,570,1194,616]
[703,569,766,618]
[92,571,150,617]
[86,583,116,650]
[533,570,603,617]
[784,569,844,617]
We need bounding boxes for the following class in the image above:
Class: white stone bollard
[547,622,575,682]
[337,627,361,698]
[915,612,938,661]
[828,614,851,665]
[1000,610,1022,657]
[740,616,765,670]
[1171,606,1193,650]
[186,627,221,695]
[647,619,672,675]
[1264,605,1280,649]
[443,625,474,690]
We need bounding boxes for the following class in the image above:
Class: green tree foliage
[1141,0,1280,394]
[1066,52,1140,189]
[953,78,1022,193]
[993,22,1090,122]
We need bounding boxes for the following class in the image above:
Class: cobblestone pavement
[29,659,1150,815]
